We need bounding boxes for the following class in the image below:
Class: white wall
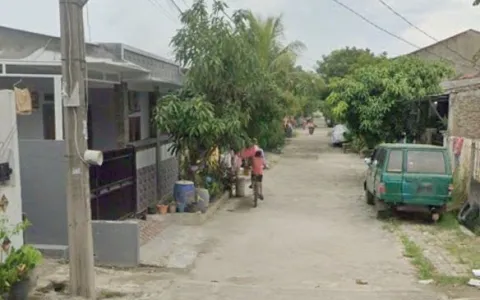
[0,90,24,257]
[0,77,54,140]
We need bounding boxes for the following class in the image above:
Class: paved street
[39,125,451,300]
[157,126,445,299]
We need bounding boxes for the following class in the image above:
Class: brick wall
[449,89,480,139]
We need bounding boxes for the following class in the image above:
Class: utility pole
[59,0,96,298]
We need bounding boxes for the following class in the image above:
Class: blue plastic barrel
[173,180,195,212]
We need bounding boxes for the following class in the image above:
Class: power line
[377,0,479,68]
[146,0,178,23]
[331,0,420,49]
[331,0,477,71]
[168,0,183,15]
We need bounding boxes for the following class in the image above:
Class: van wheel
[365,190,374,205]
[375,198,392,220]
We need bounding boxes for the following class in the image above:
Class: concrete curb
[165,191,230,226]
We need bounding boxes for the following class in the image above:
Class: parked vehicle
[331,124,348,146]
[325,118,334,128]
[363,143,453,221]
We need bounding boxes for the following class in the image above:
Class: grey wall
[89,88,118,151]
[92,221,139,267]
[409,30,480,77]
[19,139,68,246]
[19,140,140,266]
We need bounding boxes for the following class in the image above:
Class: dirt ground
[35,125,476,299]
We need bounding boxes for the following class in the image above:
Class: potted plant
[156,204,168,215]
[1,245,42,300]
[1,217,42,300]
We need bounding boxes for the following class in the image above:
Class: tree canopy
[325,56,453,149]
[316,47,387,83]
[154,0,322,178]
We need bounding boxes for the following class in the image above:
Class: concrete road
[38,126,451,300]
[162,126,447,300]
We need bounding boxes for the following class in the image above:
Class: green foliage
[154,94,245,181]
[156,0,319,160]
[315,47,387,123]
[0,217,42,294]
[325,56,453,149]
[316,47,387,83]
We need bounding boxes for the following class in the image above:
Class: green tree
[326,56,453,149]
[474,0,479,5]
[315,47,387,124]
[316,47,387,83]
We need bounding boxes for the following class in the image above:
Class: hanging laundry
[14,87,32,115]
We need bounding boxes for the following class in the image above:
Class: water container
[236,176,247,197]
[174,180,195,212]
[196,188,210,205]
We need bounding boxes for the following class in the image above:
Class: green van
[363,143,453,221]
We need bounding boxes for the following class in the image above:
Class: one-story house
[407,29,480,215]
[0,25,183,264]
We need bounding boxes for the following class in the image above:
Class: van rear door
[401,149,451,206]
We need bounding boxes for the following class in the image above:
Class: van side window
[387,150,403,172]
[376,149,387,167]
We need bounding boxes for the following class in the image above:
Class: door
[365,149,377,192]
[366,148,386,194]
[42,103,55,140]
[381,149,403,203]
[402,150,451,206]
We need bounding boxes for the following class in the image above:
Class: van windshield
[406,150,446,174]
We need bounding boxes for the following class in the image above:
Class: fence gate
[89,147,136,220]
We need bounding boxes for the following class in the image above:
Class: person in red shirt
[251,150,265,200]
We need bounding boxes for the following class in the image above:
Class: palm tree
[245,12,306,73]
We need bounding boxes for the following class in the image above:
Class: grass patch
[399,234,469,286]
[437,212,460,230]
[400,234,435,280]
[443,232,480,269]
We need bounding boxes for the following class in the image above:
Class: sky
[1,0,480,70]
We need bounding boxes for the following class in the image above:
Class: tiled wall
[135,145,157,213]
[157,141,179,203]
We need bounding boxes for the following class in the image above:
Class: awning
[86,58,150,74]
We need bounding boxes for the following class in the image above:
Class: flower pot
[169,204,176,213]
[157,204,168,215]
[7,279,29,300]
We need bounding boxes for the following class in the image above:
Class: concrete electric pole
[58,0,96,298]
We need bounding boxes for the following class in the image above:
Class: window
[387,150,403,172]
[148,92,157,138]
[42,93,55,140]
[128,91,141,142]
[129,116,141,142]
[374,149,387,167]
[406,150,446,174]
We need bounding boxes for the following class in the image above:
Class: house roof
[0,25,179,67]
[407,29,480,56]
